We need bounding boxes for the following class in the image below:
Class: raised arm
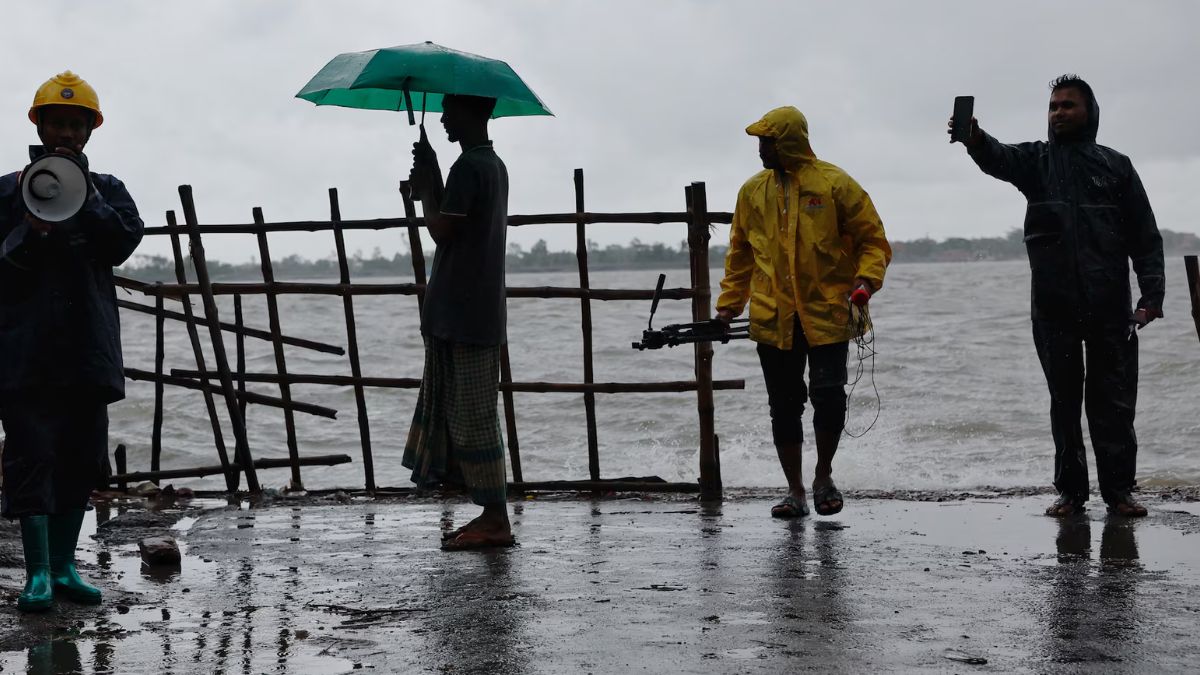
[949,115,1041,192]
[408,133,468,246]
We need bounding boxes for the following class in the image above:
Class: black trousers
[1032,320,1138,505]
[1,395,107,518]
[756,321,849,446]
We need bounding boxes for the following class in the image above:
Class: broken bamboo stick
[166,210,237,491]
[108,454,352,485]
[127,369,337,418]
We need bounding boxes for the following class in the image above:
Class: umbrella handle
[402,83,416,126]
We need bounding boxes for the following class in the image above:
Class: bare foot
[442,507,512,549]
[441,529,516,550]
[441,514,484,541]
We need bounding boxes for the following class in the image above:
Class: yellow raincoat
[717,106,892,349]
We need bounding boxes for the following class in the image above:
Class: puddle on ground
[0,635,356,674]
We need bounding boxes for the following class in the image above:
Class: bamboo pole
[172,369,419,388]
[178,185,260,492]
[142,211,735,236]
[133,282,693,301]
[399,181,427,313]
[169,369,745,393]
[687,182,721,498]
[575,169,601,482]
[115,295,344,355]
[511,480,702,494]
[126,368,337,418]
[1186,255,1200,343]
[329,188,376,492]
[151,288,165,473]
[499,344,522,483]
[107,454,352,485]
[234,295,247,423]
[166,210,237,491]
[254,207,303,489]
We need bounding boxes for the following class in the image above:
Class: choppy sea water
[111,258,1199,492]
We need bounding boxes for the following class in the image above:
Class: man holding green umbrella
[404,93,514,550]
[298,43,552,549]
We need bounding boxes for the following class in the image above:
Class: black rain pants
[1032,319,1138,505]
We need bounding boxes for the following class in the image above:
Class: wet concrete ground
[1,492,1199,674]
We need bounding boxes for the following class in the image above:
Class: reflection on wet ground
[1,495,1199,673]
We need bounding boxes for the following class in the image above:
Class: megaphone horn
[20,153,89,223]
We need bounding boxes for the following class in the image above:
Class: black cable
[843,302,881,438]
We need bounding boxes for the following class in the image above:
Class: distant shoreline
[117,228,1200,282]
[118,248,1200,282]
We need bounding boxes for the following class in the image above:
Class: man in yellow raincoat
[716,106,891,518]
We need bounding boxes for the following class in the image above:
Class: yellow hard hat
[28,70,103,129]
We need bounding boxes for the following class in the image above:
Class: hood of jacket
[1047,86,1099,144]
[745,106,815,171]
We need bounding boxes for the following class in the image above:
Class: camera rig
[631,274,750,350]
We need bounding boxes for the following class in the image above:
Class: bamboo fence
[110,170,742,498]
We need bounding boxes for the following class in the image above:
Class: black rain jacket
[967,91,1165,324]
[0,146,144,403]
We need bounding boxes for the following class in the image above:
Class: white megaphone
[20,153,90,222]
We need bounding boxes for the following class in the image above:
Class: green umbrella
[295,41,553,124]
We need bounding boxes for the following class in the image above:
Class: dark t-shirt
[421,143,509,345]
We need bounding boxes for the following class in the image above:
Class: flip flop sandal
[441,531,516,551]
[770,495,809,518]
[812,482,844,516]
[441,526,468,541]
[1045,494,1086,517]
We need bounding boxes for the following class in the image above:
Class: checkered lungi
[402,336,507,506]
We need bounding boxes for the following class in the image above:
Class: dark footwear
[441,530,516,551]
[771,495,809,518]
[49,510,102,605]
[1045,494,1086,517]
[812,480,843,516]
[18,516,54,613]
[1106,494,1148,518]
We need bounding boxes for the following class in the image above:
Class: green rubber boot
[17,516,54,612]
[48,510,102,605]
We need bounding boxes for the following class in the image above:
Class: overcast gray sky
[4,1,1197,263]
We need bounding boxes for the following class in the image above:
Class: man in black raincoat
[951,74,1164,517]
[0,71,143,611]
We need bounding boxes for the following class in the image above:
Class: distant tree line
[119,229,1200,281]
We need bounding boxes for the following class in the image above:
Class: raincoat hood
[1048,86,1099,144]
[746,106,815,170]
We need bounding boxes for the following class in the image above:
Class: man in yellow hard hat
[0,71,143,612]
[716,106,891,519]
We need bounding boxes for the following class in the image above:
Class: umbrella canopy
[296,41,552,120]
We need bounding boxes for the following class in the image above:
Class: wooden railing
[112,170,742,498]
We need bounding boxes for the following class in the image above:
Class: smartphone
[951,96,974,142]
